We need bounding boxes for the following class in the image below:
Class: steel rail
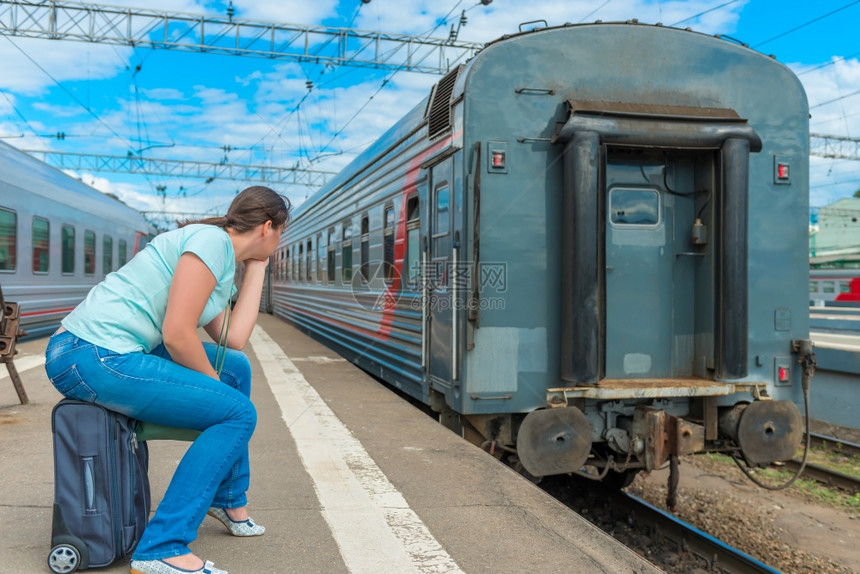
[620,492,781,574]
[808,432,860,458]
[783,459,860,494]
[542,474,781,574]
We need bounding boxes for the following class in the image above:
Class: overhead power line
[0,0,483,74]
[19,133,860,191]
[810,88,860,110]
[22,149,336,187]
[753,0,860,47]
[670,0,739,27]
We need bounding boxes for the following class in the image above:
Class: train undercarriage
[444,339,815,498]
[455,395,803,494]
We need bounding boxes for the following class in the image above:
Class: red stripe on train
[20,307,76,318]
[376,134,455,340]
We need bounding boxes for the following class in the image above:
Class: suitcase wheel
[47,542,82,573]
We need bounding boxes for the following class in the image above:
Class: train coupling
[632,408,705,471]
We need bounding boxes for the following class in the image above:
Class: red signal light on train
[492,152,506,168]
[777,163,789,180]
[778,366,790,382]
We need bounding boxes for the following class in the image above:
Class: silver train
[270,22,814,487]
[0,140,154,339]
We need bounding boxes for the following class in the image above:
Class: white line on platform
[250,326,464,574]
[0,354,45,380]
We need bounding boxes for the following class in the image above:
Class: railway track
[541,476,779,574]
[619,492,780,574]
[785,432,860,495]
[808,432,860,457]
[785,459,860,494]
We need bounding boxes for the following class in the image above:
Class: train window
[342,224,353,283]
[298,243,304,282]
[317,233,324,283]
[406,196,420,285]
[822,281,835,294]
[306,239,312,282]
[118,239,128,268]
[32,216,49,273]
[284,248,290,282]
[809,281,818,293]
[434,185,449,236]
[360,215,369,283]
[84,230,96,276]
[103,235,113,275]
[327,228,336,283]
[840,281,851,293]
[289,245,295,281]
[61,225,75,274]
[136,234,148,253]
[609,187,660,226]
[0,208,16,272]
[384,205,395,283]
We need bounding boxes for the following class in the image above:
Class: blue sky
[0,0,858,227]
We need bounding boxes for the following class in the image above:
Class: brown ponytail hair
[181,186,291,232]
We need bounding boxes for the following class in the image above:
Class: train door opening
[555,103,760,385]
[604,153,701,379]
[427,156,454,384]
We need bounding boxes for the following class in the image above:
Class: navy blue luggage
[49,399,150,573]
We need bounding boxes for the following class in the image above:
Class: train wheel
[47,543,81,573]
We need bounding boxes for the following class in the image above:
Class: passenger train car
[271,22,812,486]
[0,140,154,339]
[809,268,860,304]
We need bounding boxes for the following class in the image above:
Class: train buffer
[0,290,28,405]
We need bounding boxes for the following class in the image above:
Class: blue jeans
[44,329,257,560]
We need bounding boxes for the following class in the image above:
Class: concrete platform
[0,313,660,574]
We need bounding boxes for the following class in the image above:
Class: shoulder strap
[214,298,232,376]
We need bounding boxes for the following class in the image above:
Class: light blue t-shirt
[63,224,236,354]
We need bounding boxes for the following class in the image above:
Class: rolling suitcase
[48,399,150,573]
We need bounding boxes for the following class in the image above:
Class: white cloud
[352,0,745,42]
[801,58,860,135]
[0,38,131,94]
[0,0,858,215]
[141,87,186,100]
[787,56,860,206]
[231,0,340,25]
[31,101,89,118]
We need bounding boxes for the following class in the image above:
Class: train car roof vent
[427,66,460,139]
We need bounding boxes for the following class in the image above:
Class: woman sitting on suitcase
[45,185,290,574]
